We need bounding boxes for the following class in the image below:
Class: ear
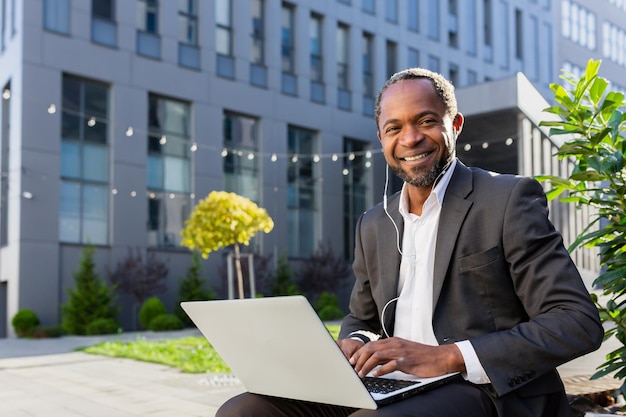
[453,113,464,137]
[377,130,382,143]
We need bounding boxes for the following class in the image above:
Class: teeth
[403,153,428,161]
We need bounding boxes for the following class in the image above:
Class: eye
[385,126,400,134]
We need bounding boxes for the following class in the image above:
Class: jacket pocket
[458,246,501,273]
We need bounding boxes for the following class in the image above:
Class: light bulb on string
[190,143,198,152]
[291,155,298,163]
[125,127,134,137]
[332,154,338,161]
[160,135,167,145]
[221,148,228,157]
[47,104,56,114]
[313,154,320,163]
[271,153,278,162]
[87,117,96,127]
[247,153,255,160]
[2,89,10,100]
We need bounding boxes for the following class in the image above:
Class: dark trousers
[216,380,496,417]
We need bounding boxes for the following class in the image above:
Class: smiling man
[216,68,603,417]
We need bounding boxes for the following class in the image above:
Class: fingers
[349,339,399,377]
[337,338,364,360]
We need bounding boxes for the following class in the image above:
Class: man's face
[377,78,461,189]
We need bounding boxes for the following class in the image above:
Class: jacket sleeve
[469,177,603,396]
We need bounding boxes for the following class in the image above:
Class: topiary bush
[138,297,167,329]
[314,292,344,321]
[85,318,120,335]
[11,309,40,337]
[147,313,184,331]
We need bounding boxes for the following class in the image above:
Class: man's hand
[337,338,365,360]
[346,337,466,378]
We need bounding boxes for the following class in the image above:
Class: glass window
[514,8,523,59]
[408,0,419,32]
[251,0,265,65]
[310,14,323,83]
[466,0,477,55]
[60,75,110,245]
[223,112,260,203]
[427,0,439,40]
[362,0,375,14]
[363,33,374,97]
[287,126,318,258]
[408,47,419,68]
[137,0,158,33]
[93,0,114,20]
[178,0,198,45]
[281,3,295,73]
[386,40,397,78]
[343,139,370,259]
[44,0,70,34]
[92,0,117,47]
[337,24,350,90]
[147,94,192,248]
[216,0,232,55]
[0,82,10,247]
[137,0,160,58]
[385,0,398,23]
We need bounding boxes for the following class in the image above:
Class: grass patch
[82,324,340,374]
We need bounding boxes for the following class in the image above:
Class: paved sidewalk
[0,329,245,417]
[0,328,622,416]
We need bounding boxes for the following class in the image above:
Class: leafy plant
[314,292,344,321]
[298,240,351,299]
[11,309,40,337]
[180,191,274,299]
[62,245,119,335]
[139,297,168,330]
[270,252,300,296]
[538,59,626,399]
[175,251,215,326]
[110,247,169,305]
[85,318,120,335]
[148,314,185,331]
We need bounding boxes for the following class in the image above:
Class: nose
[398,124,423,147]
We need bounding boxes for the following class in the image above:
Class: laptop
[181,295,460,410]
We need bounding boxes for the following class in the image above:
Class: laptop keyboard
[362,376,420,394]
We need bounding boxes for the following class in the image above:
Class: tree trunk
[234,242,245,299]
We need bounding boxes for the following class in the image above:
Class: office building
[0,0,619,336]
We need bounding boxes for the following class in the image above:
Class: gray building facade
[0,0,619,337]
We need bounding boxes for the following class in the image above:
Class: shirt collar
[398,158,457,217]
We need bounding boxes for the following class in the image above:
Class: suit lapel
[432,162,473,309]
[379,193,403,304]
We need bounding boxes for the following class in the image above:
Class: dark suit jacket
[340,161,603,416]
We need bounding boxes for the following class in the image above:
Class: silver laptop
[181,295,459,410]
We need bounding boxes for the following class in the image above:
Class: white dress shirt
[393,159,490,384]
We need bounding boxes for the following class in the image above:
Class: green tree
[270,252,300,296]
[62,246,119,335]
[538,59,626,400]
[181,191,274,299]
[175,251,215,325]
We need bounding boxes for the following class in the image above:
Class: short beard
[391,158,448,188]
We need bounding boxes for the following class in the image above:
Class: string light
[47,104,56,114]
[313,154,320,163]
[160,135,167,145]
[190,142,198,152]
[87,117,96,127]
[125,126,134,136]
[271,153,277,162]
[2,89,10,100]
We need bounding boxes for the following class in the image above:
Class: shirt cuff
[455,340,491,384]
[349,330,381,344]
